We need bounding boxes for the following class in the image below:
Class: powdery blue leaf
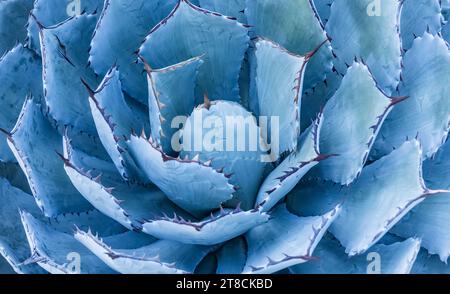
[256,114,326,212]
[27,0,103,54]
[145,56,202,156]
[199,0,246,22]
[88,0,177,104]
[36,13,100,135]
[290,234,420,274]
[326,0,402,95]
[7,98,92,217]
[216,237,247,274]
[139,0,249,102]
[391,139,450,262]
[412,249,450,274]
[62,134,194,231]
[250,38,308,155]
[289,140,443,256]
[180,100,268,210]
[0,256,14,274]
[126,135,235,218]
[0,44,42,162]
[0,178,45,274]
[85,67,148,183]
[311,0,333,26]
[243,204,341,274]
[443,21,450,43]
[245,0,332,92]
[75,229,213,274]
[0,162,30,194]
[140,207,269,246]
[20,211,126,274]
[195,253,217,274]
[400,0,442,50]
[373,33,450,159]
[300,69,342,132]
[0,0,34,55]
[309,62,404,185]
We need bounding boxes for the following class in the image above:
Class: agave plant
[0,0,450,275]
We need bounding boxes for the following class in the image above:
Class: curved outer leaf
[0,0,34,56]
[0,178,45,274]
[20,211,124,274]
[392,139,450,262]
[373,33,450,159]
[88,0,178,104]
[145,56,202,155]
[250,38,308,155]
[139,0,249,102]
[0,44,42,162]
[256,114,325,212]
[243,204,341,274]
[199,0,246,22]
[289,140,441,257]
[216,237,247,274]
[180,100,268,210]
[85,67,148,183]
[326,0,402,95]
[126,134,235,217]
[245,0,332,92]
[400,0,442,50]
[27,0,103,54]
[75,229,214,274]
[290,234,421,274]
[7,98,92,217]
[140,207,269,246]
[309,62,403,185]
[37,13,99,135]
[62,134,194,232]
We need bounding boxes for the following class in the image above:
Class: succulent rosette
[0,0,450,274]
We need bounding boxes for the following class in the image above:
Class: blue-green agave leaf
[443,21,450,43]
[139,207,269,246]
[256,114,325,212]
[75,229,213,274]
[0,44,42,162]
[88,0,177,104]
[245,0,332,92]
[326,0,402,95]
[139,0,249,102]
[443,0,450,20]
[126,135,235,218]
[0,256,14,274]
[309,62,404,185]
[290,140,442,256]
[195,252,217,274]
[400,0,442,50]
[145,56,202,155]
[20,211,126,274]
[243,204,341,274]
[85,67,148,183]
[0,0,34,56]
[27,0,103,54]
[199,0,246,23]
[250,38,308,155]
[7,98,92,217]
[36,13,99,134]
[216,237,247,274]
[180,100,268,210]
[0,178,45,274]
[62,134,194,231]
[290,234,421,274]
[373,33,450,159]
[391,139,450,262]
